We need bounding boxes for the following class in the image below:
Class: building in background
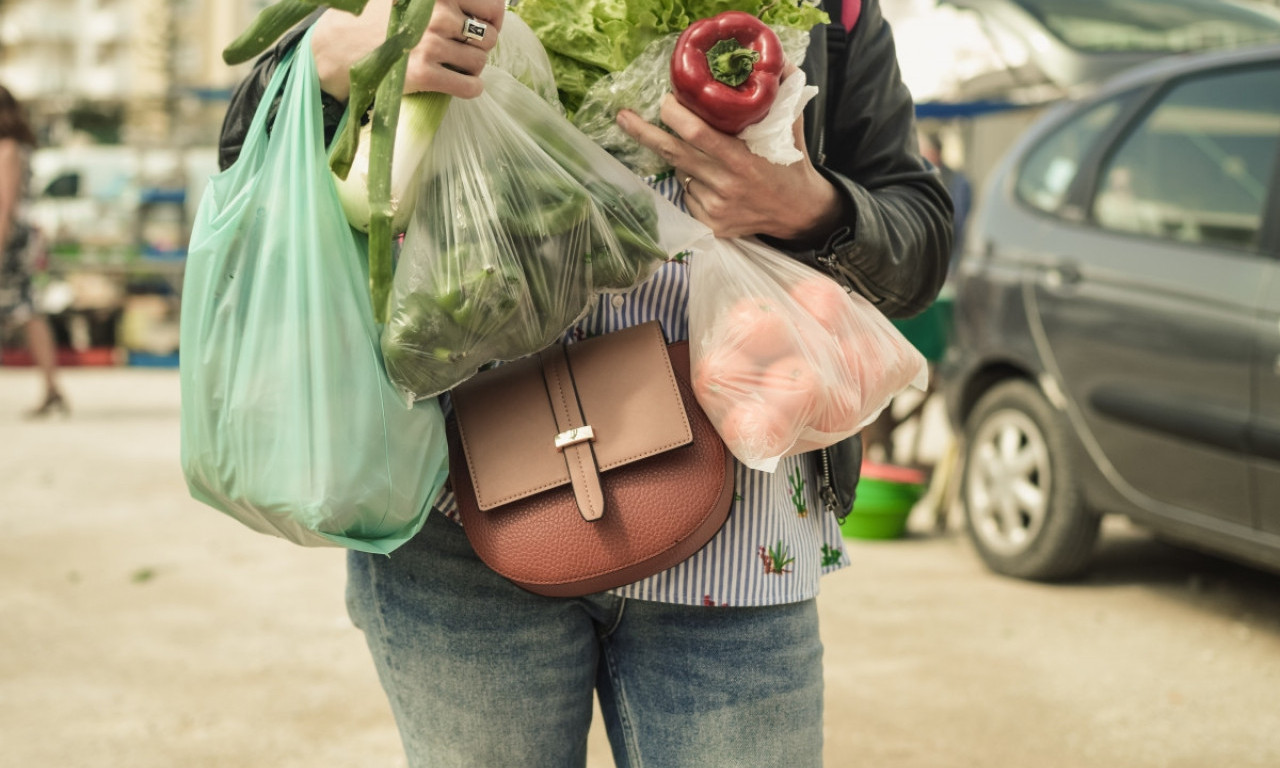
[0,0,276,258]
[0,0,269,148]
[0,0,273,364]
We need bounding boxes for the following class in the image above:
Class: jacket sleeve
[218,12,346,171]
[796,0,953,319]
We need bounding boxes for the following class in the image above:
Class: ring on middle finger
[462,17,488,42]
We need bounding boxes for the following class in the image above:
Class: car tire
[960,379,1099,581]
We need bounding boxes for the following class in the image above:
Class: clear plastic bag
[488,11,562,111]
[688,236,928,472]
[381,65,706,402]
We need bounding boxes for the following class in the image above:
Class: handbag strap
[540,344,606,522]
[843,0,862,31]
[827,0,862,31]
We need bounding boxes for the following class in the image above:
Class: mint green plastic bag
[178,29,448,554]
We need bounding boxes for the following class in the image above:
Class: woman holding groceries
[218,0,951,764]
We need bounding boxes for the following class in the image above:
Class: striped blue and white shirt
[434,174,851,607]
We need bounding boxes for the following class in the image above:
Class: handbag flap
[451,321,693,511]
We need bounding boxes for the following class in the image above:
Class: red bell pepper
[669,11,785,135]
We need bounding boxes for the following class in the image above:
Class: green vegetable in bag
[223,0,440,324]
[377,62,706,403]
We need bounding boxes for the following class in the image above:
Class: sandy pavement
[3,366,1280,767]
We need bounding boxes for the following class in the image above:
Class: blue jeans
[346,512,825,768]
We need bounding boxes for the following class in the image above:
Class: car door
[1253,223,1280,537]
[1028,62,1280,527]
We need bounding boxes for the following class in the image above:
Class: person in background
[921,131,972,276]
[218,0,952,764]
[0,84,66,418]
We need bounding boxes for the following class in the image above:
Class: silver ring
[462,17,488,42]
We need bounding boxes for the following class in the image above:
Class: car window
[1092,65,1280,252]
[1016,99,1124,215]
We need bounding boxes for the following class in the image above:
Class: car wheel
[961,379,1099,580]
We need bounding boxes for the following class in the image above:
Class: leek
[331,91,450,234]
[223,0,442,323]
[350,0,437,323]
[222,0,375,65]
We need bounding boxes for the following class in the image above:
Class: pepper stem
[705,39,761,88]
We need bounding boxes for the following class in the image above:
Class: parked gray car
[941,43,1280,580]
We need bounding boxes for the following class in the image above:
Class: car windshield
[1014,0,1280,53]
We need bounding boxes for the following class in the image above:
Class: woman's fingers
[619,95,748,192]
[436,0,503,48]
[313,0,506,100]
[404,0,505,96]
[616,103,724,188]
[657,94,736,160]
[312,0,398,101]
[619,93,835,241]
[457,0,506,39]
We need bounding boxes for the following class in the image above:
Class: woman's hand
[312,0,506,102]
[616,86,844,243]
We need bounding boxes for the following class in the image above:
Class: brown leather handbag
[446,321,734,597]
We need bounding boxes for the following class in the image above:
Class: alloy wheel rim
[966,408,1052,556]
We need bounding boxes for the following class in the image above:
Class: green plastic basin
[841,464,927,540]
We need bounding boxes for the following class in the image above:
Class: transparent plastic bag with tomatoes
[688,236,928,472]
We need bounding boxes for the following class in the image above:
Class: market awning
[914,99,1037,120]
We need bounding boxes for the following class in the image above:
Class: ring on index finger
[462,17,488,42]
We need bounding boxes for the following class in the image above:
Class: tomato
[693,345,759,419]
[757,355,821,425]
[840,336,889,402]
[717,401,794,460]
[808,343,860,433]
[715,296,793,364]
[845,333,926,401]
[812,387,861,434]
[838,332,928,433]
[788,275,852,336]
[712,355,820,461]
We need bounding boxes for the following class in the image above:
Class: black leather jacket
[217,0,952,519]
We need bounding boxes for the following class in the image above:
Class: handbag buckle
[554,425,595,451]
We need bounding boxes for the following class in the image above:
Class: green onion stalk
[355,0,441,323]
[223,0,373,67]
[223,0,445,324]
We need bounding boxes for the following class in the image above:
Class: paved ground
[3,367,1280,767]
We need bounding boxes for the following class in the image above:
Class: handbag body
[447,321,734,597]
